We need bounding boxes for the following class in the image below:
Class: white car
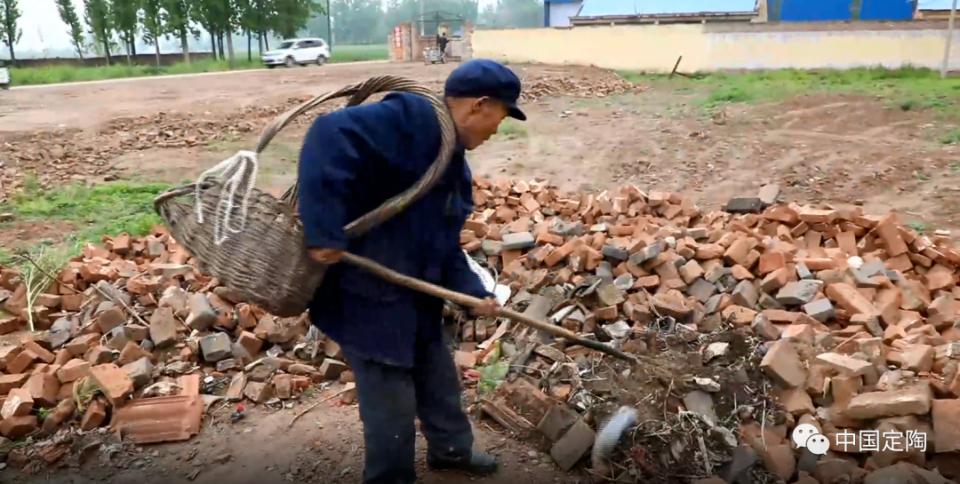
[0,61,9,90]
[262,38,331,68]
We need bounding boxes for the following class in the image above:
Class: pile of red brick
[0,229,355,449]
[454,179,960,482]
[3,176,960,482]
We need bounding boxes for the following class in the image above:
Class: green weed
[10,181,170,252]
[941,129,960,145]
[497,119,528,139]
[620,67,960,114]
[907,220,930,233]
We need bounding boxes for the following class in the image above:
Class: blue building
[767,0,919,21]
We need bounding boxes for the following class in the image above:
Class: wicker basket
[154,76,456,317]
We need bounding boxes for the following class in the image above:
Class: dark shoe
[427,451,499,476]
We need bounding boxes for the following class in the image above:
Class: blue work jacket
[297,92,492,368]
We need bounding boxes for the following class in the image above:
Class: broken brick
[88,363,133,407]
[760,340,807,388]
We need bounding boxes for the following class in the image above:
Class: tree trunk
[258,32,263,54]
[210,31,217,60]
[7,43,14,66]
[181,29,190,64]
[264,34,270,51]
[247,31,252,62]
[154,36,161,68]
[103,39,111,66]
[130,37,137,56]
[125,37,132,65]
[217,33,225,60]
[226,31,235,65]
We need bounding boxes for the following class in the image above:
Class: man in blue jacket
[297,59,525,483]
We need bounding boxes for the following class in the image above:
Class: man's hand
[308,248,344,264]
[471,297,500,317]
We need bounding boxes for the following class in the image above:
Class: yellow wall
[473,24,960,72]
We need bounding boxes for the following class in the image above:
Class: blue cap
[444,59,526,121]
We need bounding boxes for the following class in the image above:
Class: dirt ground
[1,60,959,482]
[5,61,957,230]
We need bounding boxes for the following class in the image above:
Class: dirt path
[1,394,582,484]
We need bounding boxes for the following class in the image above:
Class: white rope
[193,150,259,245]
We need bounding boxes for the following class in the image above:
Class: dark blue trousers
[343,331,474,484]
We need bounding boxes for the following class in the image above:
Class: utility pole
[327,0,333,54]
[943,0,958,79]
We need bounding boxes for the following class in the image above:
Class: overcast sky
[11,0,498,58]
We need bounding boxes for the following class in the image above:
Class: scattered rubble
[3,176,960,483]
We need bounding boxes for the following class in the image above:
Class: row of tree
[0,0,321,67]
[313,0,541,46]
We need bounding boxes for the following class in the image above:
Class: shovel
[338,252,639,364]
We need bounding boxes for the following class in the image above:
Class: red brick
[724,239,753,265]
[887,253,914,273]
[56,359,91,383]
[463,220,488,238]
[634,275,660,290]
[88,363,133,407]
[761,268,790,293]
[118,341,152,366]
[594,306,618,321]
[877,214,908,256]
[716,265,747,282]
[826,283,877,317]
[537,232,564,246]
[22,340,55,364]
[0,415,38,439]
[1,388,34,419]
[60,293,84,311]
[23,373,60,407]
[933,399,960,453]
[65,333,100,357]
[0,373,29,396]
[926,264,956,292]
[7,350,39,374]
[759,251,786,274]
[760,340,807,388]
[678,260,704,284]
[80,399,107,431]
[35,293,61,309]
[0,315,20,335]
[837,231,858,257]
[96,307,126,333]
[238,331,263,357]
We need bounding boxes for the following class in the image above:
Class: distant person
[437,32,449,60]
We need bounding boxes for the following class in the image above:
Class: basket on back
[154,76,457,317]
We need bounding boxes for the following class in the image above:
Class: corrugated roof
[577,0,756,17]
[918,0,955,10]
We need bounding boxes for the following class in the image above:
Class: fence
[472,21,960,72]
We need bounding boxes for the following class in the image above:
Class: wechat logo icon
[792,423,830,456]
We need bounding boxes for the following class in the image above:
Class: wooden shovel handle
[339,252,639,364]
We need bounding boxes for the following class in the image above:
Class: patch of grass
[907,220,930,233]
[330,44,387,63]
[620,67,960,114]
[915,170,931,181]
[10,58,261,86]
[8,46,387,87]
[950,161,960,173]
[10,181,170,252]
[941,129,960,145]
[497,119,528,139]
